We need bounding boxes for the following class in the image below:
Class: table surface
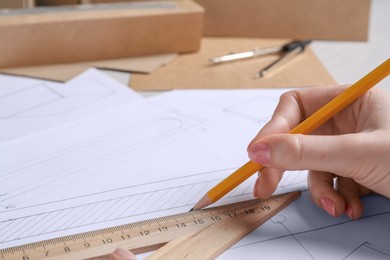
[103,0,390,95]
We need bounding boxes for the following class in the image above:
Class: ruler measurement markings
[0,192,299,260]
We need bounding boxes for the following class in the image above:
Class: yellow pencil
[192,58,390,210]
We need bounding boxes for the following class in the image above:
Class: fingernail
[248,142,270,165]
[345,204,353,219]
[320,198,336,217]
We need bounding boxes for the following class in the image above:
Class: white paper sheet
[1,89,389,259]
[0,68,142,143]
[220,191,390,260]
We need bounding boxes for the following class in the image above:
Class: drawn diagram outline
[0,78,116,119]
[222,191,390,260]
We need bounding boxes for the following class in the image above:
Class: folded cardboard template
[0,0,203,68]
[195,0,370,41]
[0,53,177,81]
[130,37,336,90]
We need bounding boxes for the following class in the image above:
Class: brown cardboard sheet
[0,53,177,81]
[0,0,203,68]
[130,37,336,90]
[194,0,371,41]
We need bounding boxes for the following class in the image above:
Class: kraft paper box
[195,0,371,41]
[0,0,204,68]
[63,0,370,41]
[0,0,34,9]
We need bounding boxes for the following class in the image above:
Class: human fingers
[307,170,345,217]
[336,177,371,220]
[253,168,284,199]
[309,173,371,219]
[248,133,369,179]
[110,248,137,260]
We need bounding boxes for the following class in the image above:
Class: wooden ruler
[0,191,300,260]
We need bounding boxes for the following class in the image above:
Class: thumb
[110,248,137,260]
[248,133,367,177]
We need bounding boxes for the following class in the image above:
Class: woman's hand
[248,85,390,219]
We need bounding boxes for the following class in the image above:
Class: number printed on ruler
[0,192,300,260]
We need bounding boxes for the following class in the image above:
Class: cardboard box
[65,0,371,41]
[0,0,34,9]
[0,0,203,68]
[195,0,371,41]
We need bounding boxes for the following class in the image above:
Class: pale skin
[247,85,390,220]
[110,85,390,259]
[109,248,136,260]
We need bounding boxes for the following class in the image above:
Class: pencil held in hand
[192,58,390,210]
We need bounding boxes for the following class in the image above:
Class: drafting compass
[210,40,312,78]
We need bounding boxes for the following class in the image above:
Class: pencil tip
[192,195,213,211]
[189,208,194,212]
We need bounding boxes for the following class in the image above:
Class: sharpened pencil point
[189,208,193,212]
[192,194,213,210]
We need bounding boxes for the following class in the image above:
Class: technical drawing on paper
[0,111,205,210]
[0,98,307,250]
[220,191,390,260]
[223,94,279,124]
[0,165,307,245]
[0,79,114,119]
[343,242,390,259]
[0,69,141,143]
